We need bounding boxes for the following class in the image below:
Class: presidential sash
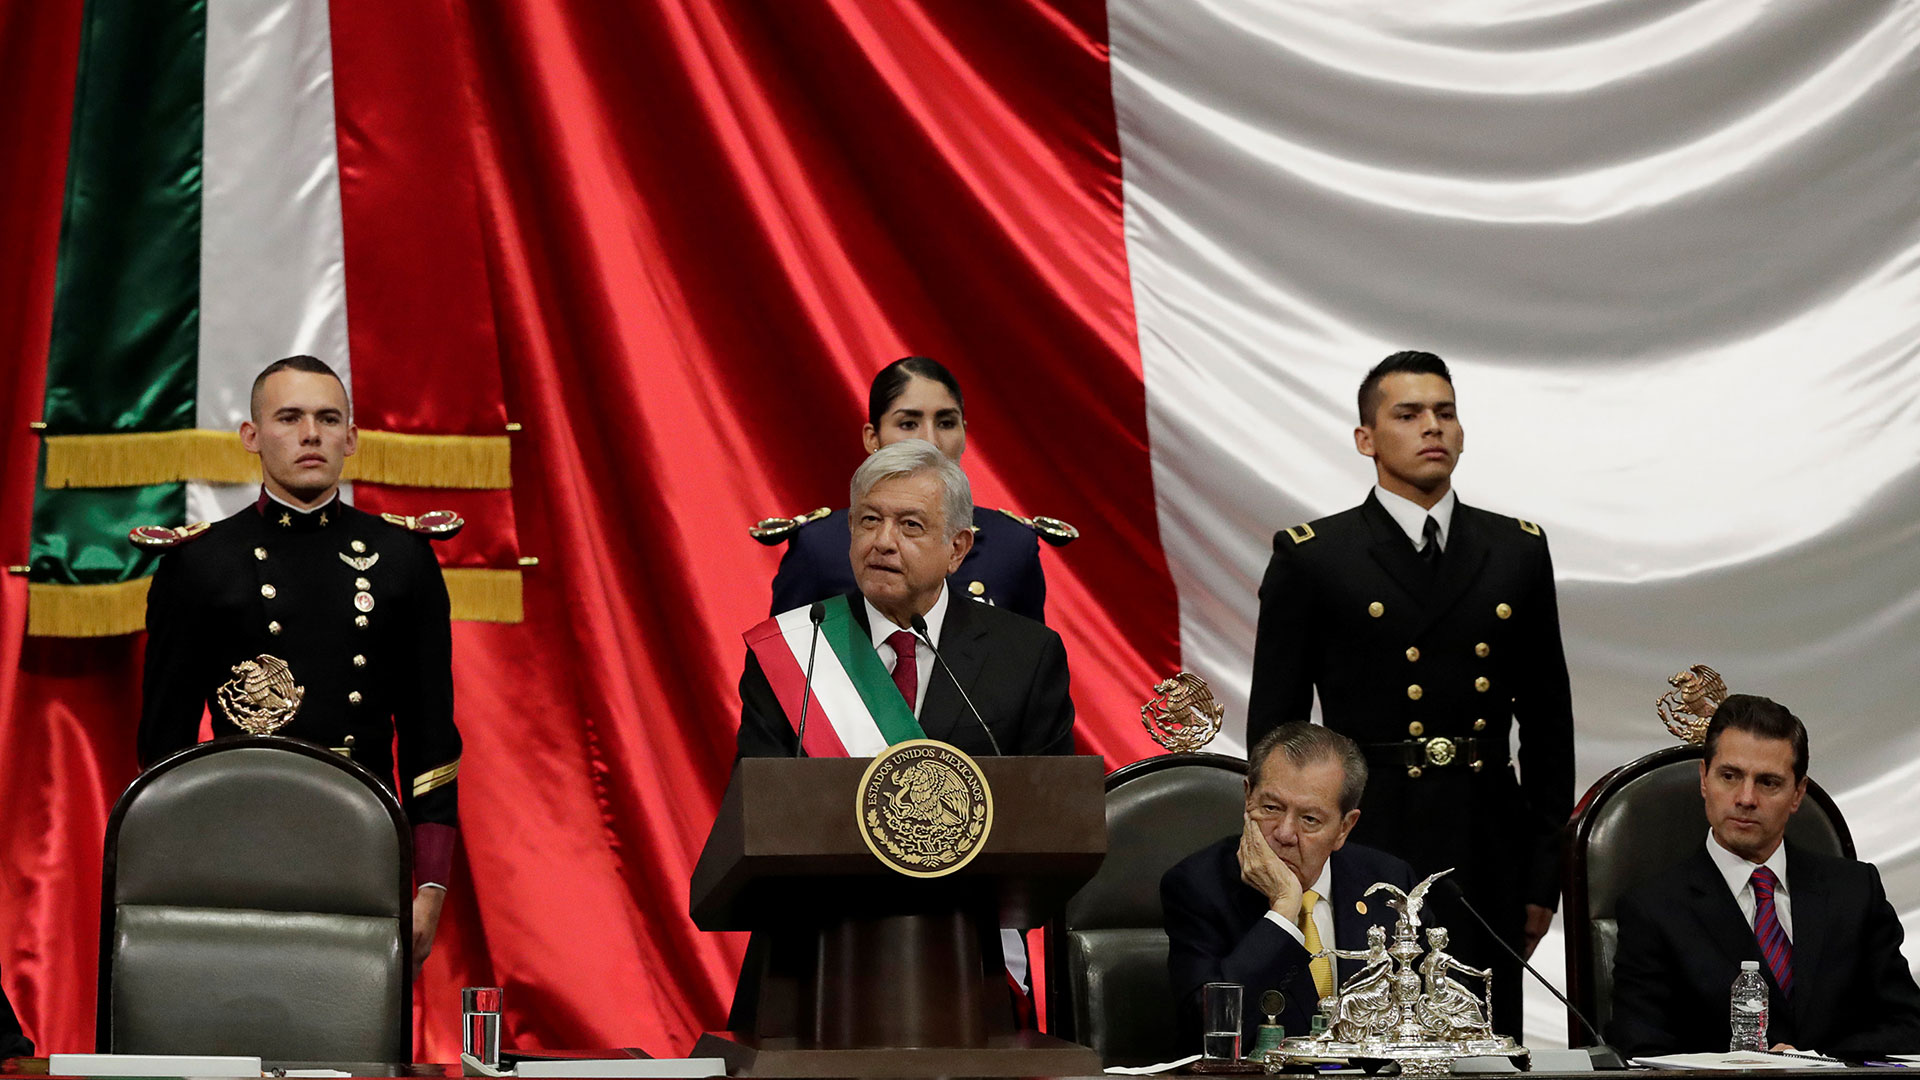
[743,595,927,757]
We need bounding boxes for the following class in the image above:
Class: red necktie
[886,630,918,713]
[1751,867,1793,997]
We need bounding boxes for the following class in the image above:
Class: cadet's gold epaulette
[1516,518,1543,537]
[128,521,211,549]
[996,508,1079,547]
[1285,523,1316,545]
[748,506,831,546]
[379,510,465,540]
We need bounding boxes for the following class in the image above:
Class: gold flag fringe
[27,569,523,637]
[26,578,152,637]
[42,429,511,490]
[443,568,524,624]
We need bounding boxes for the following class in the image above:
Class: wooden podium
[690,755,1107,1077]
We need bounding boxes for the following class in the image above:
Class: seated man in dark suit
[1609,695,1920,1056]
[1164,723,1417,1046]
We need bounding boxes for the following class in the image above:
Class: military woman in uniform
[752,356,1073,621]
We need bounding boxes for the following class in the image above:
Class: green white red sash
[743,595,928,757]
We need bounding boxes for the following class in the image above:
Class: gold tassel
[26,579,153,638]
[444,568,524,623]
[350,431,511,489]
[28,569,522,637]
[41,429,510,490]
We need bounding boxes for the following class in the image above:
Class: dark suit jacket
[1163,837,1417,1045]
[771,506,1048,622]
[0,963,31,1059]
[1608,844,1920,1057]
[736,590,1075,759]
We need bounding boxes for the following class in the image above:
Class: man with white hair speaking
[729,438,1078,1033]
[736,438,1076,760]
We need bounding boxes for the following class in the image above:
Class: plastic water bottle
[1729,960,1769,1051]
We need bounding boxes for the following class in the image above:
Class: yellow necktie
[1301,889,1335,999]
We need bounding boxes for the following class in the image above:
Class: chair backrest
[99,737,413,1062]
[1047,752,1246,1066]
[1563,744,1852,1044]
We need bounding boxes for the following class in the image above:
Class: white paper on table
[1104,1052,1201,1074]
[512,1058,725,1078]
[1633,1051,1847,1070]
[47,1053,263,1077]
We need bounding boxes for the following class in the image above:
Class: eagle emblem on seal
[1655,663,1727,745]
[857,740,993,879]
[215,654,305,735]
[1140,671,1225,753]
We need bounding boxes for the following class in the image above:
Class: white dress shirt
[1263,858,1337,951]
[1706,831,1795,940]
[1373,484,1456,554]
[864,583,949,718]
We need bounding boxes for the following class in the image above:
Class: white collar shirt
[1706,831,1794,940]
[865,583,948,719]
[1263,857,1337,952]
[1373,485,1456,554]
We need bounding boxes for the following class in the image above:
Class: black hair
[1357,350,1452,427]
[250,355,346,419]
[1703,694,1809,781]
[867,356,964,429]
[1247,722,1368,815]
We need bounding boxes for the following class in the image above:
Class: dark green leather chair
[1047,752,1247,1066]
[98,737,413,1062]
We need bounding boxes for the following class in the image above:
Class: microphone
[792,602,826,757]
[909,613,1002,756]
[1431,878,1625,1068]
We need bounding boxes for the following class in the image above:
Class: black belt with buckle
[1361,737,1508,779]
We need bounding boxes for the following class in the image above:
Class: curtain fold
[4,0,1175,1056]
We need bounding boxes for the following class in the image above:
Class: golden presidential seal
[215,654,305,735]
[856,739,994,879]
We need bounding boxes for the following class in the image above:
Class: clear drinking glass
[462,986,503,1067]
[1202,981,1243,1062]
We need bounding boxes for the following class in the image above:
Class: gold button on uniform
[353,654,367,668]
[1407,766,1423,779]
[355,615,369,628]
[968,581,986,597]
[260,584,276,599]
[1474,676,1490,692]
[348,691,362,705]
[253,547,267,561]
[1407,684,1423,701]
[1495,603,1512,619]
[1408,721,1425,737]
[1473,718,1487,732]
[351,540,367,553]
[1475,642,1490,658]
[268,621,282,635]
[1405,647,1420,662]
[1368,602,1385,618]
[355,577,371,590]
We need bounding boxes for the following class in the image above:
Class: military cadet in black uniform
[1246,351,1574,1038]
[135,355,462,969]
[752,356,1075,622]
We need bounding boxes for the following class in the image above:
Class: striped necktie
[1750,867,1793,997]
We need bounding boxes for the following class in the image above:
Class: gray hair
[1248,722,1369,815]
[849,440,973,541]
